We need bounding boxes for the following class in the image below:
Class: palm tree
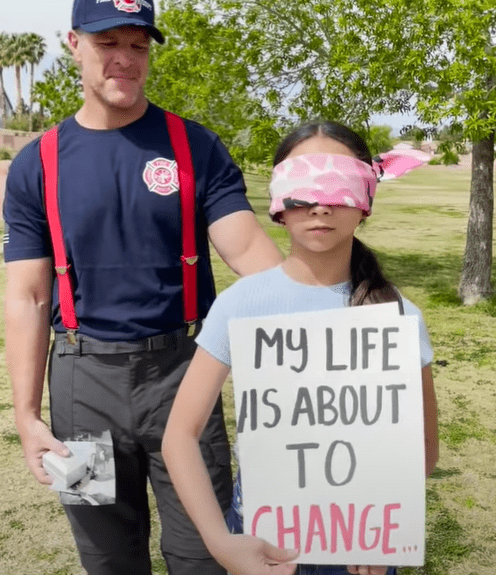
[10,33,31,118]
[25,33,46,131]
[0,32,12,122]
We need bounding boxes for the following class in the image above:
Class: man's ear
[67,31,81,63]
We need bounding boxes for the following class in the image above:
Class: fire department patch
[143,158,179,196]
[113,0,142,14]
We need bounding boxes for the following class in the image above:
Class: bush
[0,147,13,160]
[438,124,468,155]
[441,149,460,165]
[4,113,46,133]
[436,140,462,165]
[428,157,442,165]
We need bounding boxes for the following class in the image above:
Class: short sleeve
[197,282,434,369]
[402,298,434,367]
[3,140,52,262]
[200,137,252,225]
[196,286,235,366]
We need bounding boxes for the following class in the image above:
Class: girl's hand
[213,534,299,575]
[347,566,388,575]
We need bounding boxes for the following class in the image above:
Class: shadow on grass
[374,250,463,292]
[429,467,462,480]
[439,417,496,450]
[423,507,473,574]
[397,205,466,219]
[376,249,496,314]
[1,432,20,445]
[400,486,472,575]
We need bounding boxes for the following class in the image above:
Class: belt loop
[146,337,153,352]
[170,330,178,351]
[56,339,66,355]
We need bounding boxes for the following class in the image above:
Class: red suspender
[165,111,198,329]
[40,110,198,341]
[40,127,79,343]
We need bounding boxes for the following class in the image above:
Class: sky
[1,0,418,134]
[2,1,72,109]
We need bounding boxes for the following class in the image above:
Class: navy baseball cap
[72,0,165,44]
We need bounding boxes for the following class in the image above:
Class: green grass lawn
[1,162,496,574]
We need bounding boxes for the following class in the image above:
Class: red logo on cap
[143,158,179,196]
[113,0,141,13]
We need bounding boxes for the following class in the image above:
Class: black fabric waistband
[54,324,201,356]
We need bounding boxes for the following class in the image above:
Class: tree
[399,127,426,143]
[9,33,31,117]
[367,0,495,303]
[25,33,46,131]
[379,0,495,304]
[0,32,11,122]
[367,125,394,156]
[211,0,495,303]
[210,0,413,127]
[147,1,280,167]
[32,36,83,126]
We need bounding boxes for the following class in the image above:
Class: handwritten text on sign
[229,303,425,566]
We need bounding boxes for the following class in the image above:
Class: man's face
[69,26,151,111]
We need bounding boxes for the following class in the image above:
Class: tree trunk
[15,65,23,117]
[458,133,495,304]
[29,63,34,132]
[0,68,5,121]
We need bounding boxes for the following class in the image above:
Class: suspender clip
[182,255,198,266]
[55,265,68,275]
[67,329,78,345]
[187,321,197,337]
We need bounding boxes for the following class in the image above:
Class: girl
[162,121,439,575]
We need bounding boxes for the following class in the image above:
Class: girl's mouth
[309,226,334,233]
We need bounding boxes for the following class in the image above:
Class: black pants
[49,330,232,575]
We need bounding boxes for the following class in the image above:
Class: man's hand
[17,417,70,485]
[213,534,299,575]
[347,566,388,575]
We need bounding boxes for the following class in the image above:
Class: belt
[55,324,201,356]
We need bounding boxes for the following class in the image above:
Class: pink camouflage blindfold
[269,150,430,221]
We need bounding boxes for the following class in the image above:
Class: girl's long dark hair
[274,120,400,307]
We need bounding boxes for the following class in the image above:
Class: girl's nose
[309,204,332,215]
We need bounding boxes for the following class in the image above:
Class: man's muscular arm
[209,211,283,276]
[5,258,69,484]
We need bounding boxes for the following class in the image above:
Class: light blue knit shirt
[196,265,433,367]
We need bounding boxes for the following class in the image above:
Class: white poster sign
[229,303,425,566]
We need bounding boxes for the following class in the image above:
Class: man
[3,1,282,574]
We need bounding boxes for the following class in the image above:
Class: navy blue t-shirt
[3,103,252,340]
